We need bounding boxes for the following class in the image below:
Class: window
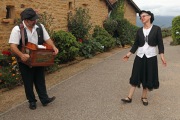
[69,2,73,10]
[6,6,14,19]
[2,5,15,23]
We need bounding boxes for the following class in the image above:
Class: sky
[133,0,180,16]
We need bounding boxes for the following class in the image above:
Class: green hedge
[79,39,103,58]
[103,18,118,36]
[161,28,171,38]
[110,0,124,20]
[92,26,116,51]
[68,7,92,40]
[116,19,139,46]
[171,16,180,45]
[52,30,80,63]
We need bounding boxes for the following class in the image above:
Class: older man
[9,8,59,110]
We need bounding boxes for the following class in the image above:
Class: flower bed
[0,50,22,90]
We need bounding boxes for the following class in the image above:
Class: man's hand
[52,47,59,55]
[20,54,30,62]
[45,39,59,55]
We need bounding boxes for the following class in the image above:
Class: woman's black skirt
[130,55,159,90]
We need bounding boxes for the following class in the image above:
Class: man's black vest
[18,23,44,50]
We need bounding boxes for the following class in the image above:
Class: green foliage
[116,18,139,46]
[38,12,54,37]
[0,50,22,89]
[110,0,125,20]
[103,18,118,36]
[52,30,80,63]
[68,7,92,40]
[115,37,124,47]
[0,66,22,89]
[15,18,21,25]
[161,28,172,38]
[45,63,59,74]
[92,26,116,51]
[79,39,103,58]
[171,16,180,45]
[103,0,138,47]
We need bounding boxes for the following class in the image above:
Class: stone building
[0,0,140,50]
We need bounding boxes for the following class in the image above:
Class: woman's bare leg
[141,88,148,104]
[127,86,136,99]
[141,88,148,99]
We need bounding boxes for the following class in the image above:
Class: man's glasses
[144,35,148,42]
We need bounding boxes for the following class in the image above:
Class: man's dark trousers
[18,62,49,104]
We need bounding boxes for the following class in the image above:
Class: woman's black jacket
[130,25,164,54]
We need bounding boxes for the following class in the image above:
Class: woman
[121,10,167,106]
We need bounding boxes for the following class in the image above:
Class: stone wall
[124,0,137,25]
[0,0,137,50]
[0,0,108,50]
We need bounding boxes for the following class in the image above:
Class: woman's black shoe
[141,98,148,106]
[121,97,132,103]
[29,102,36,110]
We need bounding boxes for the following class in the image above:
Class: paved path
[0,37,180,120]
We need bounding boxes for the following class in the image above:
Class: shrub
[116,19,139,46]
[110,0,124,20]
[103,18,118,36]
[38,12,54,37]
[0,65,22,89]
[92,26,116,51]
[79,39,103,58]
[0,50,22,89]
[0,50,11,66]
[171,16,180,45]
[68,7,92,40]
[52,30,80,63]
[161,28,172,38]
[45,63,59,74]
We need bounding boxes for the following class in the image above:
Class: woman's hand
[123,52,132,61]
[160,53,167,66]
[123,55,129,61]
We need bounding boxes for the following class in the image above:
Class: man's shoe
[29,102,36,110]
[121,97,132,103]
[42,96,56,106]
